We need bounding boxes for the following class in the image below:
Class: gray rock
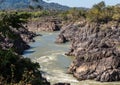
[58,21,120,82]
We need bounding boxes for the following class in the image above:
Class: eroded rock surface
[55,24,79,43]
[0,26,36,54]
[26,17,61,32]
[57,21,120,82]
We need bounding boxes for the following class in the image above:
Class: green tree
[0,12,30,38]
[87,1,107,22]
[112,6,120,21]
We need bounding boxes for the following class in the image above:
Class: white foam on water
[31,52,79,84]
[43,50,64,55]
[34,55,56,64]
[33,52,69,66]
[32,53,79,84]
[43,69,79,83]
[32,52,62,66]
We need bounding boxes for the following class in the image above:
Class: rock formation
[55,24,79,43]
[26,17,61,32]
[0,25,37,54]
[56,21,120,82]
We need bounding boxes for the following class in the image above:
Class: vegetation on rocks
[86,1,120,23]
[56,1,120,82]
[58,8,86,21]
[0,49,50,85]
[0,1,120,84]
[59,1,120,24]
[0,12,50,85]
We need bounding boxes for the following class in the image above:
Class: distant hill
[116,4,120,7]
[0,0,70,10]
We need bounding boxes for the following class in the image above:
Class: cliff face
[56,21,120,82]
[0,0,69,10]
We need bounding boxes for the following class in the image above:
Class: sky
[43,0,120,8]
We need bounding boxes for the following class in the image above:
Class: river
[23,32,120,85]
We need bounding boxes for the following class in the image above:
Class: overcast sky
[43,0,120,8]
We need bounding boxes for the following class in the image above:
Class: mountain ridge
[0,0,70,10]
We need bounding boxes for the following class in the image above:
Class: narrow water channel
[23,32,120,85]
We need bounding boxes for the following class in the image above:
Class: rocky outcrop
[57,21,120,82]
[26,18,61,32]
[55,20,87,43]
[0,26,37,54]
[55,24,79,43]
[18,27,36,42]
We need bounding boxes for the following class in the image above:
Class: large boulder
[55,24,79,43]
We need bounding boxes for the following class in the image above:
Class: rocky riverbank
[0,26,36,54]
[26,17,62,32]
[0,16,71,84]
[56,20,120,82]
[0,12,51,85]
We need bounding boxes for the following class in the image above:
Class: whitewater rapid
[23,32,120,85]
